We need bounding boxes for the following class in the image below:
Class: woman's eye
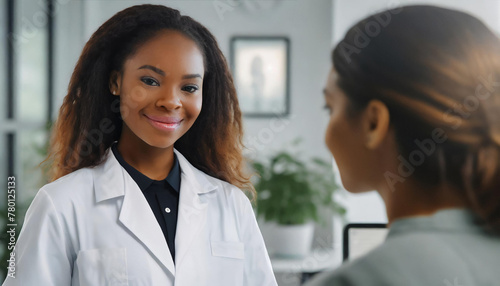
[141,77,159,86]
[182,85,199,93]
[324,104,332,114]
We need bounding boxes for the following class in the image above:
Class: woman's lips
[144,114,182,132]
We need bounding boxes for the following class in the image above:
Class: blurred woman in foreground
[308,5,500,286]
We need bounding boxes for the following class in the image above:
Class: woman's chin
[340,179,370,194]
[141,138,177,150]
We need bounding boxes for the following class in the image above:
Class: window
[0,0,53,280]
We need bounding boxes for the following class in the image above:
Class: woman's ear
[362,99,390,150]
[109,70,121,96]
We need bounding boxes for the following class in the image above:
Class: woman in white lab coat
[307,5,500,286]
[3,4,277,286]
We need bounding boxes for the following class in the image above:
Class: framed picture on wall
[230,36,290,117]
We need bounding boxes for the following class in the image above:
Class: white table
[270,248,342,285]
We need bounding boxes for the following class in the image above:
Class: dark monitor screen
[343,223,388,262]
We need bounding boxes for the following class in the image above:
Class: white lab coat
[3,148,277,286]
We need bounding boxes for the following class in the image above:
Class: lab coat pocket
[210,241,245,285]
[211,241,245,259]
[76,247,128,286]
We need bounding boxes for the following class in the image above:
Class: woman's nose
[156,87,182,110]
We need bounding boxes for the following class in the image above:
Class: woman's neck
[117,128,175,181]
[379,181,469,227]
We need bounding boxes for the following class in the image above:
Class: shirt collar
[387,208,486,239]
[111,142,181,192]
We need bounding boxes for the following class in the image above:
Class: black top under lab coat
[111,142,181,262]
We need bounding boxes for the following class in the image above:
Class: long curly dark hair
[42,4,254,197]
[333,5,500,231]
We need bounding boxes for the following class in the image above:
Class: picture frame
[230,36,290,117]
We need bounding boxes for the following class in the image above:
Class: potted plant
[252,143,346,258]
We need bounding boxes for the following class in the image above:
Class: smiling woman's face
[110,29,204,149]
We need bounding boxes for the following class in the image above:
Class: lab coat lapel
[95,149,176,276]
[118,173,176,276]
[174,149,217,266]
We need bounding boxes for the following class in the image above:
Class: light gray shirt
[306,208,500,286]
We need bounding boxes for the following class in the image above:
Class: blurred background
[1,0,500,284]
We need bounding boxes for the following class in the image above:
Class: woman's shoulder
[175,149,251,204]
[199,170,250,204]
[306,236,448,286]
[308,230,500,286]
[36,166,96,207]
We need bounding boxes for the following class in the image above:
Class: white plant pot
[268,222,315,258]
